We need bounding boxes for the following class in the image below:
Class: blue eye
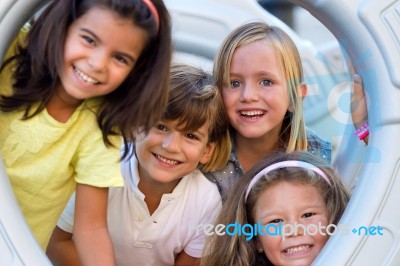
[261,79,273,86]
[230,80,241,88]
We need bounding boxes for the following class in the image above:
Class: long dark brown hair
[0,0,172,158]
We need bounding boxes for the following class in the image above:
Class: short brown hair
[164,63,231,172]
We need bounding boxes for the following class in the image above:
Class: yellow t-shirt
[0,32,124,249]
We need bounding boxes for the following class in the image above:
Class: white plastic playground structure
[1,0,400,265]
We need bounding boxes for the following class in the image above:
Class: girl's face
[222,40,289,140]
[59,6,147,105]
[254,181,329,266]
[135,119,215,187]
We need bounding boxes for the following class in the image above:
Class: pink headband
[142,0,159,31]
[244,160,331,200]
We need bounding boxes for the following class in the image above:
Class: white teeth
[156,154,179,165]
[285,245,311,254]
[240,110,264,116]
[75,67,99,84]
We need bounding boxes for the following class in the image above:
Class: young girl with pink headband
[201,151,350,266]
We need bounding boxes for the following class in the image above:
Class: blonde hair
[213,21,307,152]
[201,151,350,266]
[163,63,231,172]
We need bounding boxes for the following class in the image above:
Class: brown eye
[155,124,167,131]
[185,133,199,140]
[303,213,315,218]
[268,219,282,224]
[81,35,95,46]
[114,54,128,64]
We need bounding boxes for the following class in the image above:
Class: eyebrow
[256,71,280,79]
[79,28,137,63]
[258,204,326,219]
[230,70,279,78]
[258,210,277,219]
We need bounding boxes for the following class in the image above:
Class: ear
[300,83,308,100]
[199,142,216,165]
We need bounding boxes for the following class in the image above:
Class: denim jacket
[205,128,331,198]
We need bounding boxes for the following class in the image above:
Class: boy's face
[254,181,329,266]
[135,119,215,186]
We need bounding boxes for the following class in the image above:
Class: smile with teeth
[240,110,265,118]
[74,67,99,84]
[284,244,311,254]
[155,154,180,166]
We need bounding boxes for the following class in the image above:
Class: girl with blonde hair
[207,21,331,198]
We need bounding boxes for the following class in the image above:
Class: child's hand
[351,74,369,144]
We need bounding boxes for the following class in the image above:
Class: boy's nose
[161,133,182,153]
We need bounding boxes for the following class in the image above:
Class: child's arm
[351,74,369,145]
[46,227,80,266]
[175,251,199,266]
[73,184,115,266]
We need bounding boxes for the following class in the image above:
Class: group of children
[0,0,368,265]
